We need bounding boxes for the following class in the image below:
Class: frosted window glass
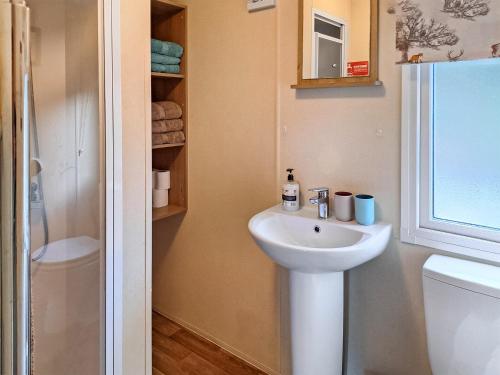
[432,59,500,230]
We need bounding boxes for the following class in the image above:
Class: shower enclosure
[0,1,119,374]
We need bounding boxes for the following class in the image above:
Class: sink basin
[248,205,392,375]
[249,205,391,273]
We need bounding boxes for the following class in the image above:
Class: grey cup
[334,192,354,222]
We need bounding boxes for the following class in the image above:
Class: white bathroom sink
[248,205,391,273]
[248,205,392,375]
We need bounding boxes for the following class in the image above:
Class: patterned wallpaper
[389,0,500,63]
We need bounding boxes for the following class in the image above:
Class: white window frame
[311,9,348,78]
[401,63,500,263]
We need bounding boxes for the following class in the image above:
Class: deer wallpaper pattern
[390,0,500,63]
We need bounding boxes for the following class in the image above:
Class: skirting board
[152,307,280,375]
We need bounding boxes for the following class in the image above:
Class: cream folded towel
[152,102,165,121]
[157,101,182,120]
[161,131,185,144]
[152,134,164,146]
[152,131,186,146]
[152,119,184,134]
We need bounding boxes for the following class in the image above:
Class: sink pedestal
[290,271,344,375]
[249,206,391,375]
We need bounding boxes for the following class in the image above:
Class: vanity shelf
[292,80,384,90]
[151,0,188,221]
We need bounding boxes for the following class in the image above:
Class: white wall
[29,0,100,249]
[120,0,151,374]
[66,0,100,238]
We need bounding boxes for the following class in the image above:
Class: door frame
[311,9,348,78]
[102,0,123,374]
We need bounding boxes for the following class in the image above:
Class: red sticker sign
[347,61,369,77]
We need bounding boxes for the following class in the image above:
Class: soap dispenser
[282,168,300,212]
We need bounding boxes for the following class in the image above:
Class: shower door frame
[102,0,123,374]
[0,0,124,373]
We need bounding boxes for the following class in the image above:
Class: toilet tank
[423,255,500,375]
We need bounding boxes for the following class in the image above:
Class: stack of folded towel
[152,101,185,146]
[151,39,184,74]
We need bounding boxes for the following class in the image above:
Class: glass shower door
[1,1,106,374]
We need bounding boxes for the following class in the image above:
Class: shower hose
[29,60,49,263]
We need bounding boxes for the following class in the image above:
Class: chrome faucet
[309,187,330,219]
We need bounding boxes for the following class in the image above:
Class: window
[315,18,342,40]
[401,59,500,262]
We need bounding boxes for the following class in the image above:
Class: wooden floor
[152,312,268,375]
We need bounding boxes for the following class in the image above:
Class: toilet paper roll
[153,189,169,208]
[155,170,171,190]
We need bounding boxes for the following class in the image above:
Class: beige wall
[350,0,371,62]
[152,0,280,373]
[279,0,433,374]
[121,0,151,374]
[150,1,466,375]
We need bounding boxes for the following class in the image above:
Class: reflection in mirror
[302,0,371,79]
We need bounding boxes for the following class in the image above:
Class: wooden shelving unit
[151,0,188,221]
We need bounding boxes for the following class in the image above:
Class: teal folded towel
[152,53,181,65]
[152,63,180,74]
[151,39,184,58]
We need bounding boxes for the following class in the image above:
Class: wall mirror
[294,0,380,89]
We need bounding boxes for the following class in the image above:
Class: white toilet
[423,255,500,375]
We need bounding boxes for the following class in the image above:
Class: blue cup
[355,194,375,225]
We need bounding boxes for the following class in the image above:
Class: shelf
[291,80,384,89]
[151,0,188,221]
[152,72,185,79]
[152,0,185,18]
[153,204,187,221]
[153,143,185,150]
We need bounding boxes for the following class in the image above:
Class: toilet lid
[32,236,100,264]
[423,255,500,299]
